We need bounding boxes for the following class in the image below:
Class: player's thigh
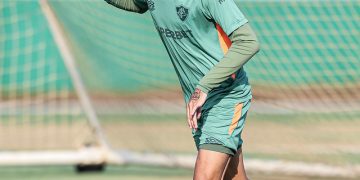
[194,99,251,156]
[194,149,231,180]
[223,148,248,180]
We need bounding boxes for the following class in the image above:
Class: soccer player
[105,0,260,179]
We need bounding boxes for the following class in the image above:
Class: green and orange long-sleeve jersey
[105,0,260,103]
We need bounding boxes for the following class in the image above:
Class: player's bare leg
[193,149,231,180]
[223,148,248,180]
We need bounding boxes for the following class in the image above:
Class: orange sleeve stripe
[216,24,232,54]
[216,24,236,79]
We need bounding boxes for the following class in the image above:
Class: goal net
[0,0,114,166]
[0,0,359,177]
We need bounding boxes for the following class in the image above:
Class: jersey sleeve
[201,0,248,36]
[104,0,148,13]
[196,24,260,94]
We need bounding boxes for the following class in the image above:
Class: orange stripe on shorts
[228,103,243,135]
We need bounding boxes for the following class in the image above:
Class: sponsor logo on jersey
[176,5,189,21]
[156,26,193,40]
[147,0,155,11]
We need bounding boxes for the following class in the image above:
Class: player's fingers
[187,104,193,128]
[191,118,195,130]
[186,104,190,119]
[187,118,192,129]
[192,110,198,130]
[189,101,201,129]
[189,108,195,129]
[196,108,201,120]
[190,101,198,117]
[192,105,201,129]
[188,113,194,129]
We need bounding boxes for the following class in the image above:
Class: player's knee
[194,170,219,180]
[194,162,222,180]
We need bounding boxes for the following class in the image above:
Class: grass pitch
[1,112,359,179]
[100,112,360,166]
[0,165,355,180]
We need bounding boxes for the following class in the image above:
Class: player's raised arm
[104,0,148,14]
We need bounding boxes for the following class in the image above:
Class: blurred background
[0,0,359,179]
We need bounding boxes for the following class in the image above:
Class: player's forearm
[104,0,147,13]
[197,23,260,94]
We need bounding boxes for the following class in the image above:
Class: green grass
[0,165,192,180]
[2,112,359,166]
[98,112,360,166]
[98,111,360,123]
[0,165,356,180]
[1,112,359,172]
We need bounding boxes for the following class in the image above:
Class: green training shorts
[193,99,251,156]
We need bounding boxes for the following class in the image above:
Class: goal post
[0,0,117,167]
[39,0,111,152]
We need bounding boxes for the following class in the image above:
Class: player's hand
[187,88,207,131]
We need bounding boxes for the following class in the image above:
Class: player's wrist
[195,85,210,95]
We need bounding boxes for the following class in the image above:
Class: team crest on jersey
[176,5,189,21]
